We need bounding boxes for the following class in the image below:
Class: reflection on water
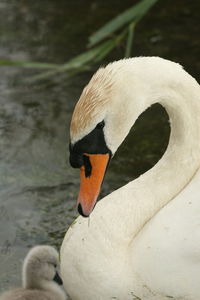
[0,0,199,293]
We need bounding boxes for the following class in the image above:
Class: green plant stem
[89,0,159,47]
[125,22,135,57]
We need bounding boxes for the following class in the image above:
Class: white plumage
[61,57,200,299]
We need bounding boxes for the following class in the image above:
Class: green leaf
[30,27,130,82]
[61,42,109,69]
[0,59,59,68]
[89,0,159,47]
[94,40,116,62]
[94,26,129,62]
[29,41,114,81]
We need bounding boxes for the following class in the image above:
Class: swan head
[22,245,63,289]
[70,61,138,217]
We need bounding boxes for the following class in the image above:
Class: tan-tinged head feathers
[70,67,114,144]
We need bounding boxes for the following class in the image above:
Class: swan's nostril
[77,203,88,217]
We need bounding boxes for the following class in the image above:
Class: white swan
[61,57,200,300]
[1,245,66,300]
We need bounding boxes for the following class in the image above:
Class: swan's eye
[54,264,57,268]
[96,121,105,130]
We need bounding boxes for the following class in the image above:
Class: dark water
[0,0,199,292]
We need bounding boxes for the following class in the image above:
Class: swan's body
[61,57,200,300]
[1,245,66,300]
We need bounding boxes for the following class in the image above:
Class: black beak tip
[77,203,89,218]
[53,272,63,285]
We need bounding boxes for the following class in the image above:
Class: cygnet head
[22,245,62,289]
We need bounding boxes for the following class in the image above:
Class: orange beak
[77,153,110,217]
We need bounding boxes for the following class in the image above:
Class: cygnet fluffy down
[0,245,67,300]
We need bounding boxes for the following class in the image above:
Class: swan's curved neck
[95,59,200,243]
